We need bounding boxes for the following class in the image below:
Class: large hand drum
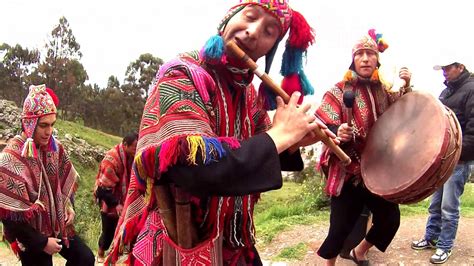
[361,91,462,204]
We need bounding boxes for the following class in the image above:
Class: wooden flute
[225,41,351,166]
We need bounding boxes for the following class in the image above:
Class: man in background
[94,132,138,262]
[412,59,474,264]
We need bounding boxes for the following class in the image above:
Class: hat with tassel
[21,84,59,158]
[201,0,316,110]
[349,28,388,70]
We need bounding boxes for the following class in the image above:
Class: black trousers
[18,235,95,266]
[318,181,400,259]
[98,212,119,250]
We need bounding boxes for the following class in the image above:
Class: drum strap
[365,85,379,122]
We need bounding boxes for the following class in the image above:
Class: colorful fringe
[20,137,38,158]
[368,29,389,53]
[134,135,240,205]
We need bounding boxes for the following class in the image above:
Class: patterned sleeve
[316,88,343,127]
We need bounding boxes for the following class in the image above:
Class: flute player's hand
[288,119,340,152]
[266,92,321,153]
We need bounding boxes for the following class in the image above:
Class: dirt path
[258,215,474,265]
[1,216,473,265]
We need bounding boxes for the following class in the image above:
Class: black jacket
[439,70,474,161]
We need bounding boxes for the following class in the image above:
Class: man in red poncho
[0,84,94,265]
[106,0,338,265]
[94,132,138,262]
[316,30,412,265]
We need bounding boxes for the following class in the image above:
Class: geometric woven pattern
[0,135,78,242]
[107,50,271,265]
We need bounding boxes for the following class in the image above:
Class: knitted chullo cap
[21,84,59,158]
[349,29,388,70]
[344,29,389,83]
[201,0,316,110]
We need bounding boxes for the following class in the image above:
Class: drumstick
[343,91,355,127]
[225,41,351,166]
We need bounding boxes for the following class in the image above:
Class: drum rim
[361,91,449,198]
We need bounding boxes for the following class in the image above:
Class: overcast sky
[2,0,473,101]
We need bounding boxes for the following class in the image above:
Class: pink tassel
[218,137,241,149]
[281,74,304,104]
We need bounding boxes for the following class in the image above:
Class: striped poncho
[94,143,131,215]
[0,135,78,247]
[107,51,273,265]
[316,71,404,196]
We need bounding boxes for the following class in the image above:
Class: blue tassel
[49,135,58,152]
[202,137,226,164]
[299,71,314,96]
[258,83,278,110]
[202,35,224,64]
[280,46,303,76]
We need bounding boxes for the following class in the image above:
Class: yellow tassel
[187,136,206,165]
[134,152,147,181]
[21,138,37,158]
[144,177,153,204]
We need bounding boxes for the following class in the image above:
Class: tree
[124,53,163,98]
[0,43,41,105]
[58,59,88,120]
[107,75,120,89]
[39,16,87,120]
[110,53,163,135]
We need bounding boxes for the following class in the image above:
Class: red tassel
[45,88,59,107]
[159,137,180,172]
[281,74,304,104]
[288,11,315,50]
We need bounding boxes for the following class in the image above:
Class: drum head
[361,91,446,198]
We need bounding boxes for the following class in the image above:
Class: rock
[64,134,73,141]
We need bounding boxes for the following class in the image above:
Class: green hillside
[55,120,122,149]
[55,120,122,250]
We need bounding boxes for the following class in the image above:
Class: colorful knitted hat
[201,0,316,110]
[344,29,389,83]
[349,29,388,70]
[21,84,59,157]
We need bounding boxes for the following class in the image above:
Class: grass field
[254,181,474,260]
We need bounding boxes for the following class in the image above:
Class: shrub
[299,160,330,211]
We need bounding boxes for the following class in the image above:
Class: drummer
[315,29,412,265]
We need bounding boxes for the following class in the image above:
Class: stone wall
[0,99,106,165]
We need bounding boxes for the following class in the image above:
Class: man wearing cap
[105,0,338,265]
[315,29,412,265]
[0,84,95,265]
[411,61,474,264]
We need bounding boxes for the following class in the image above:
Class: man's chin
[359,70,373,78]
[38,141,49,148]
